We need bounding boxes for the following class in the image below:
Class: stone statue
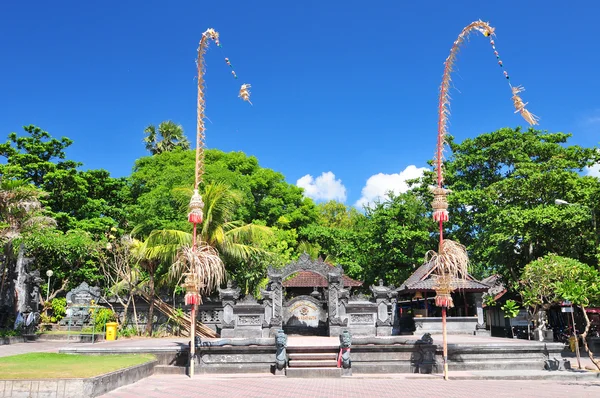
[275,329,287,370]
[419,332,433,345]
[338,330,352,369]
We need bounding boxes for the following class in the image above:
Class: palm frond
[425,239,469,280]
[141,229,192,264]
[170,242,225,294]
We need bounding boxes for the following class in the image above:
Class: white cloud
[354,165,428,209]
[296,171,347,202]
[586,163,600,178]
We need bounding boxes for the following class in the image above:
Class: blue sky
[1,1,599,207]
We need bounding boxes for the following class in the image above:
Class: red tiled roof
[397,261,489,293]
[283,271,363,288]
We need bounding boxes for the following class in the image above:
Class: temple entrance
[264,253,360,337]
[283,295,328,336]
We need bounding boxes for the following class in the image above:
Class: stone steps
[286,345,342,377]
[288,352,337,361]
[286,367,343,378]
[289,359,338,368]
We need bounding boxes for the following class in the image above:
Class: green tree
[316,200,364,230]
[0,126,129,235]
[442,127,600,282]
[127,149,318,237]
[0,125,79,186]
[520,254,600,370]
[137,182,272,298]
[20,228,102,293]
[298,224,364,280]
[144,121,190,155]
[361,191,435,287]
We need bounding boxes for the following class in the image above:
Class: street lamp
[46,270,53,303]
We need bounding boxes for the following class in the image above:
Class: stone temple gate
[267,254,346,336]
[219,254,396,338]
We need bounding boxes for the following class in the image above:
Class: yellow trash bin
[105,322,118,341]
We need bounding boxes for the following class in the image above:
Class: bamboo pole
[442,307,448,380]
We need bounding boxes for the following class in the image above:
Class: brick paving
[103,374,600,398]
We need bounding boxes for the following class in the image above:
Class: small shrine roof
[397,261,489,293]
[282,271,363,288]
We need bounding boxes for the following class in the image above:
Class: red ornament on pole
[188,189,204,224]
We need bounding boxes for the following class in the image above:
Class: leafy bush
[50,298,67,321]
[0,329,21,337]
[91,308,117,332]
[118,326,138,338]
[501,299,520,319]
[483,294,497,307]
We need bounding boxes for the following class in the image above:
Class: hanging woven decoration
[434,275,454,309]
[188,189,204,224]
[183,272,201,306]
[429,186,451,223]
[239,84,252,105]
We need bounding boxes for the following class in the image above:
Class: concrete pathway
[103,374,600,398]
[0,341,66,358]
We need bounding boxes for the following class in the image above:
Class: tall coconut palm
[143,121,190,155]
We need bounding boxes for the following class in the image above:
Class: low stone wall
[190,337,567,374]
[414,317,479,334]
[0,360,157,398]
[0,336,27,345]
[197,338,276,374]
[37,334,103,343]
[446,341,565,371]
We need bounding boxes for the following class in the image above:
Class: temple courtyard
[103,375,599,398]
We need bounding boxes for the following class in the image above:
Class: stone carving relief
[350,314,373,324]
[237,315,261,326]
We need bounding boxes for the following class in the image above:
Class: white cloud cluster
[296,171,347,202]
[354,165,428,209]
[586,163,600,178]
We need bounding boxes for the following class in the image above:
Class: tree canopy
[2,123,599,312]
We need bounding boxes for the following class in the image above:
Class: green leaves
[443,127,600,281]
[501,299,520,319]
[143,121,190,155]
[520,254,600,307]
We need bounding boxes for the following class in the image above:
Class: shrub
[50,298,67,321]
[91,308,117,332]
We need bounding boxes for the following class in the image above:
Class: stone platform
[57,334,568,376]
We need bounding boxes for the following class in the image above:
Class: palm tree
[143,121,191,155]
[141,182,272,289]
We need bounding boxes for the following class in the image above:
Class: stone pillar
[218,281,240,338]
[371,279,393,336]
[473,293,490,336]
[474,293,484,326]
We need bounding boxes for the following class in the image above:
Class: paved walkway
[103,375,600,398]
[0,341,66,357]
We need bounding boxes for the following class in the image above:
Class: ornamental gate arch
[263,253,349,336]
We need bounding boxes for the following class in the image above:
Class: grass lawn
[0,353,155,379]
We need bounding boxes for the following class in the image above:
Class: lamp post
[46,270,53,303]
